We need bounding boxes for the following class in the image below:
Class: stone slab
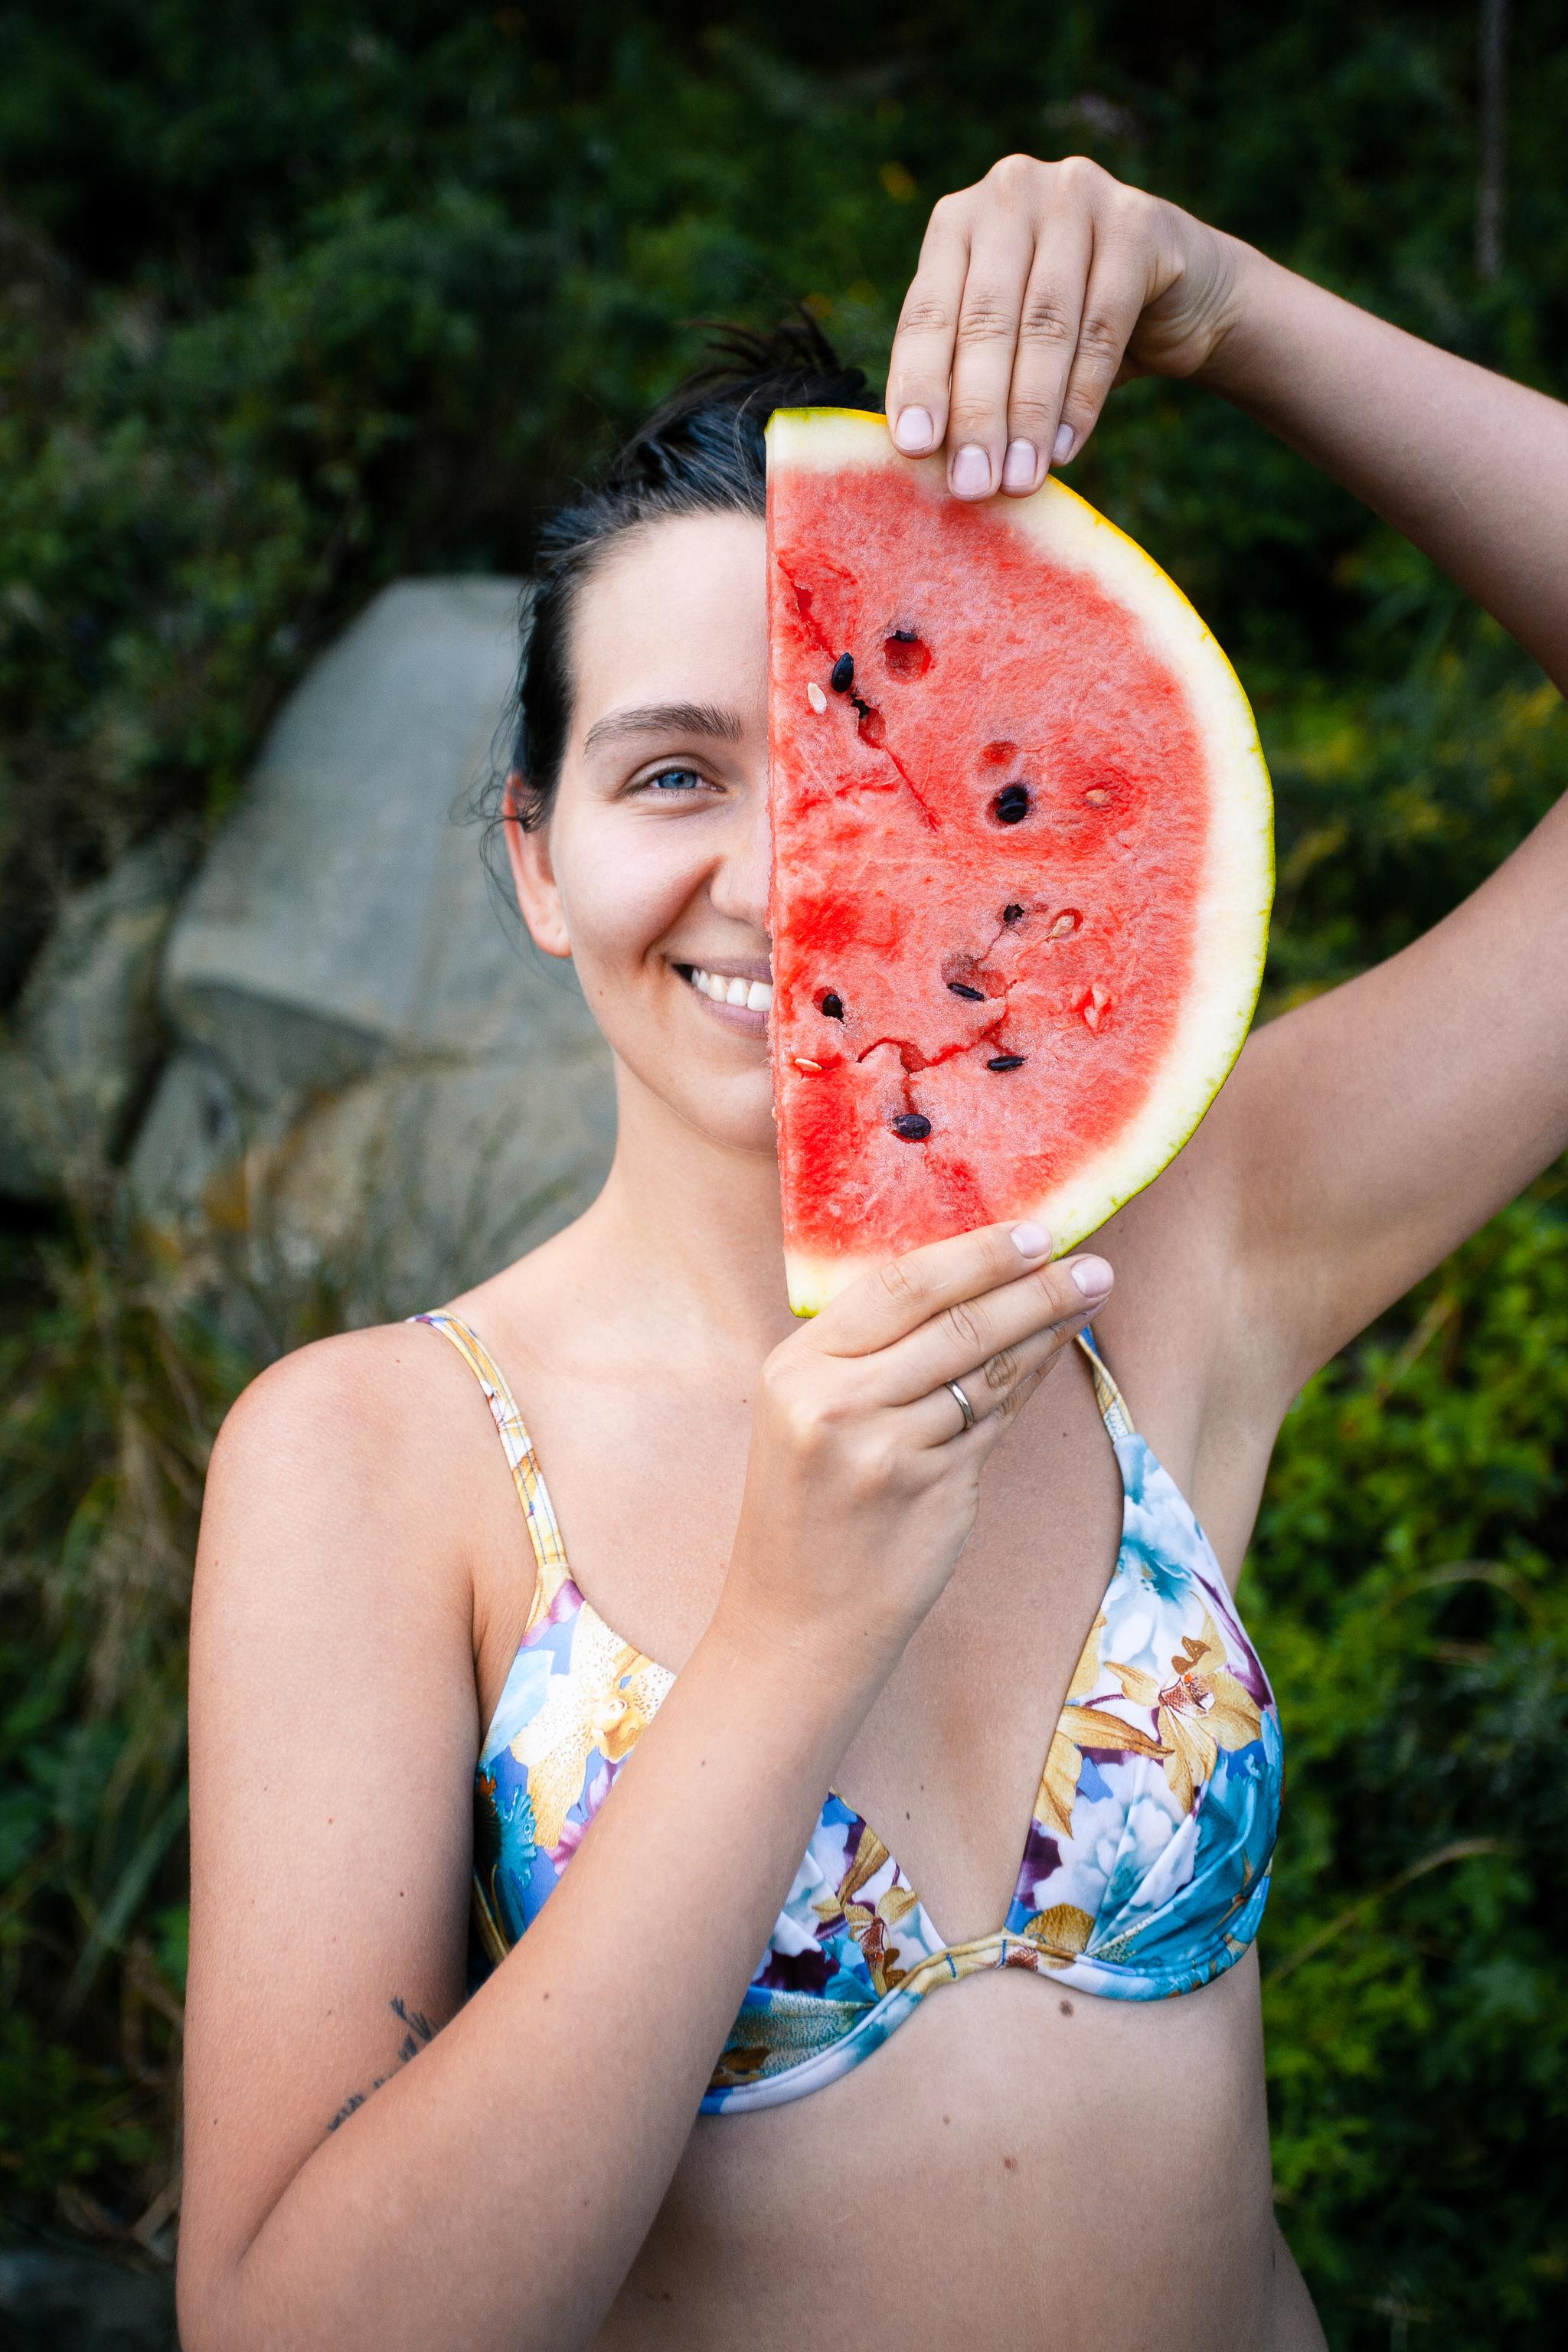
[134,577,617,1316]
[0,2247,175,2352]
[163,577,554,1096]
[0,831,197,1199]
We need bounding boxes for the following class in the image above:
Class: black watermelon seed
[821,991,844,1020]
[830,653,855,694]
[890,1112,932,1142]
[987,1054,1026,1072]
[1002,903,1025,923]
[994,784,1031,825]
[947,981,985,1001]
[891,628,917,642]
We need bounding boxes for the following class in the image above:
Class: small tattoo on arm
[325,1995,436,2134]
[390,1994,435,2063]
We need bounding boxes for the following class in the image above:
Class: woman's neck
[548,1060,797,1363]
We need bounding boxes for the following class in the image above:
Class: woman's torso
[434,1253,1299,2347]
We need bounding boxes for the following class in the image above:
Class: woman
[179,156,1568,2350]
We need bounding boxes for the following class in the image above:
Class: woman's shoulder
[215,1316,479,1467]
[200,1317,518,1624]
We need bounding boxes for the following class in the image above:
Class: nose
[709,768,773,948]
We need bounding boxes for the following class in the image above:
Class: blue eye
[648,768,702,792]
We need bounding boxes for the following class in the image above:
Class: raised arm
[885,155,1568,1413]
[1189,247,1568,1396]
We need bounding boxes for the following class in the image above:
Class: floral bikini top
[416,1310,1283,2114]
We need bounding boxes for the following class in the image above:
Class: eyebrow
[581,701,744,754]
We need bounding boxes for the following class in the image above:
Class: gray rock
[0,831,197,1200]
[0,1046,60,1200]
[0,2247,175,2352]
[122,1045,247,1230]
[163,578,538,1093]
[259,1042,616,1321]
[133,579,616,1321]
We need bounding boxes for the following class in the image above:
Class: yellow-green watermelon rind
[767,407,1274,1317]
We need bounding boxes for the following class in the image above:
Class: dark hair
[503,316,881,831]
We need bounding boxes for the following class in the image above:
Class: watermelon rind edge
[767,408,1274,1318]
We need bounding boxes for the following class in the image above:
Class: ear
[503,773,572,959]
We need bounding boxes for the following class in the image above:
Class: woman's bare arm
[1187,252,1568,1396]
[885,155,1568,1420]
[181,1328,850,2352]
[1200,247,1568,688]
[179,1226,1104,2352]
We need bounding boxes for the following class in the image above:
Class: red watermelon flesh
[766,408,1272,1316]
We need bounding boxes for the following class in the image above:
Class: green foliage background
[1,1,1566,2338]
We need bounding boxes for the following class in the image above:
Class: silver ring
[946,1380,976,1435]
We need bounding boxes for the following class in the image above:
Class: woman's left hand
[885,152,1238,499]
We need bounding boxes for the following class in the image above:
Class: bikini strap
[1075,1327,1136,1441]
[409,1312,571,1634]
[416,1311,1133,1587]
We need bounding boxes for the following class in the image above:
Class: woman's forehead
[570,511,767,736]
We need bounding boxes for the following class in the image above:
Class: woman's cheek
[554,814,703,988]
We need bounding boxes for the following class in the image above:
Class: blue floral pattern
[417,1313,1282,2114]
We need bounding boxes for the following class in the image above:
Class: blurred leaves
[0,2016,158,2199]
[0,1213,245,2243]
[1250,1184,1568,2334]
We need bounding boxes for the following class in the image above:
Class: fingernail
[1052,422,1076,465]
[1011,1222,1051,1259]
[952,444,991,497]
[893,406,935,453]
[1001,439,1037,492]
[1069,1255,1112,1298]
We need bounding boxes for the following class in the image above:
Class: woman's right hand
[716,1221,1112,1680]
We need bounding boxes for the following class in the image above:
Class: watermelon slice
[766,407,1273,1317]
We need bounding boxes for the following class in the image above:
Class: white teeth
[687,969,774,1013]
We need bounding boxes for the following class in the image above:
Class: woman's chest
[474,1344,1127,1950]
[831,1363,1125,1943]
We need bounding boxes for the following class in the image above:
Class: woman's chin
[674,1073,780,1161]
[612,1049,778,1162]
[687,1099,780,1161]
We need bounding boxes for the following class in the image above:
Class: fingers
[900,1317,1068,1453]
[884,1250,1114,1413]
[887,195,974,466]
[885,154,1163,500]
[989,206,1094,497]
[810,1220,1057,1361]
[805,1215,1114,1438]
[942,196,1093,501]
[1050,233,1150,472]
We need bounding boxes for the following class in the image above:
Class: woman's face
[508,511,776,1159]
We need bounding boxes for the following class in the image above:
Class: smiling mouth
[679,965,775,1013]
